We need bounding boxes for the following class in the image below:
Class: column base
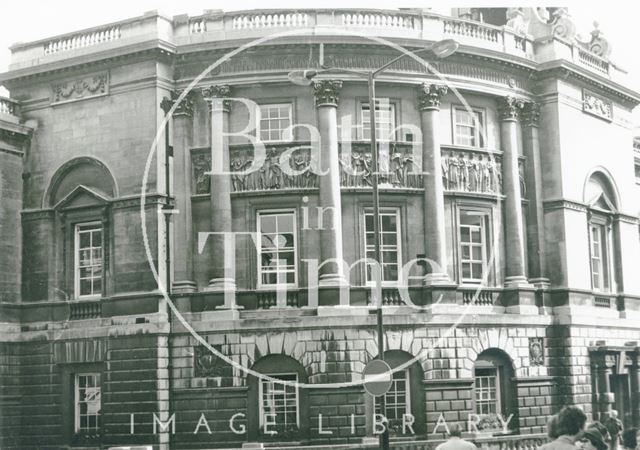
[504,275,533,288]
[204,278,237,292]
[503,283,538,315]
[423,272,452,286]
[318,274,349,287]
[172,280,197,293]
[529,277,550,289]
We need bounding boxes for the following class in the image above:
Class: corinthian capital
[418,84,448,111]
[521,102,541,128]
[498,96,525,122]
[201,84,232,113]
[312,80,342,108]
[161,89,195,118]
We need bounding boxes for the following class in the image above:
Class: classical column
[312,80,347,289]
[201,85,237,302]
[521,102,549,288]
[164,90,197,293]
[498,96,531,288]
[418,83,450,284]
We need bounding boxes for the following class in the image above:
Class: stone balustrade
[576,47,610,75]
[4,8,628,82]
[230,12,310,29]
[0,96,19,118]
[44,25,121,55]
[69,300,102,320]
[341,12,417,29]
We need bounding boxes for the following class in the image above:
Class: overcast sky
[1,0,639,130]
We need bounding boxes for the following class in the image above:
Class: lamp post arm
[371,47,431,77]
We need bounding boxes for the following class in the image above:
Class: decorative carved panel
[51,72,109,105]
[583,89,613,121]
[338,142,423,189]
[191,145,319,194]
[193,345,225,378]
[441,148,502,194]
[529,337,544,366]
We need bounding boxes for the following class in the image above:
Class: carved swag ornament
[52,72,108,104]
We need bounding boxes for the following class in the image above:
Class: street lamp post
[289,39,458,450]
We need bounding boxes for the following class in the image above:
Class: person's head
[610,410,618,419]
[578,428,608,450]
[449,423,463,438]
[557,406,588,437]
[588,421,610,442]
[622,428,638,450]
[547,415,561,439]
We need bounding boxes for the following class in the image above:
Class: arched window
[374,350,426,436]
[247,355,308,441]
[473,349,518,432]
[584,172,619,293]
[46,157,116,300]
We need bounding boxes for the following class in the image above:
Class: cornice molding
[543,199,588,213]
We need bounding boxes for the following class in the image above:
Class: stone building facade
[0,7,640,450]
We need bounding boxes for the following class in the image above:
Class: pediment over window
[53,185,111,211]
[589,191,616,212]
[584,171,618,212]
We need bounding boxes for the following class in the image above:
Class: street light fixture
[288,39,458,450]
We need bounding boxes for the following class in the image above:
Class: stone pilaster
[201,85,237,309]
[418,84,451,285]
[498,96,536,313]
[521,102,548,289]
[312,80,348,293]
[163,90,197,293]
[630,352,640,427]
[593,353,615,422]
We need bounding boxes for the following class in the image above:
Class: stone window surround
[452,105,487,149]
[452,201,497,287]
[59,207,110,301]
[258,372,300,429]
[74,222,104,299]
[256,102,294,143]
[362,207,403,286]
[256,209,298,289]
[357,97,400,142]
[59,362,104,445]
[588,212,614,293]
[74,372,101,434]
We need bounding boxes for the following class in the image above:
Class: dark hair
[581,428,608,450]
[449,423,463,438]
[622,428,638,449]
[557,406,587,436]
[547,415,560,439]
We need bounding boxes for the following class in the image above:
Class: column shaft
[202,86,236,306]
[313,80,346,289]
[499,97,529,286]
[522,102,548,285]
[419,84,450,284]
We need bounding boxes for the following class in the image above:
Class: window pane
[364,211,400,283]
[259,213,296,286]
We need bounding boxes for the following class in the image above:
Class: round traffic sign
[363,360,393,397]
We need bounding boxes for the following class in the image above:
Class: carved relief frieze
[583,89,613,121]
[230,146,319,191]
[191,145,319,194]
[51,72,109,105]
[441,148,502,194]
[339,143,422,189]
